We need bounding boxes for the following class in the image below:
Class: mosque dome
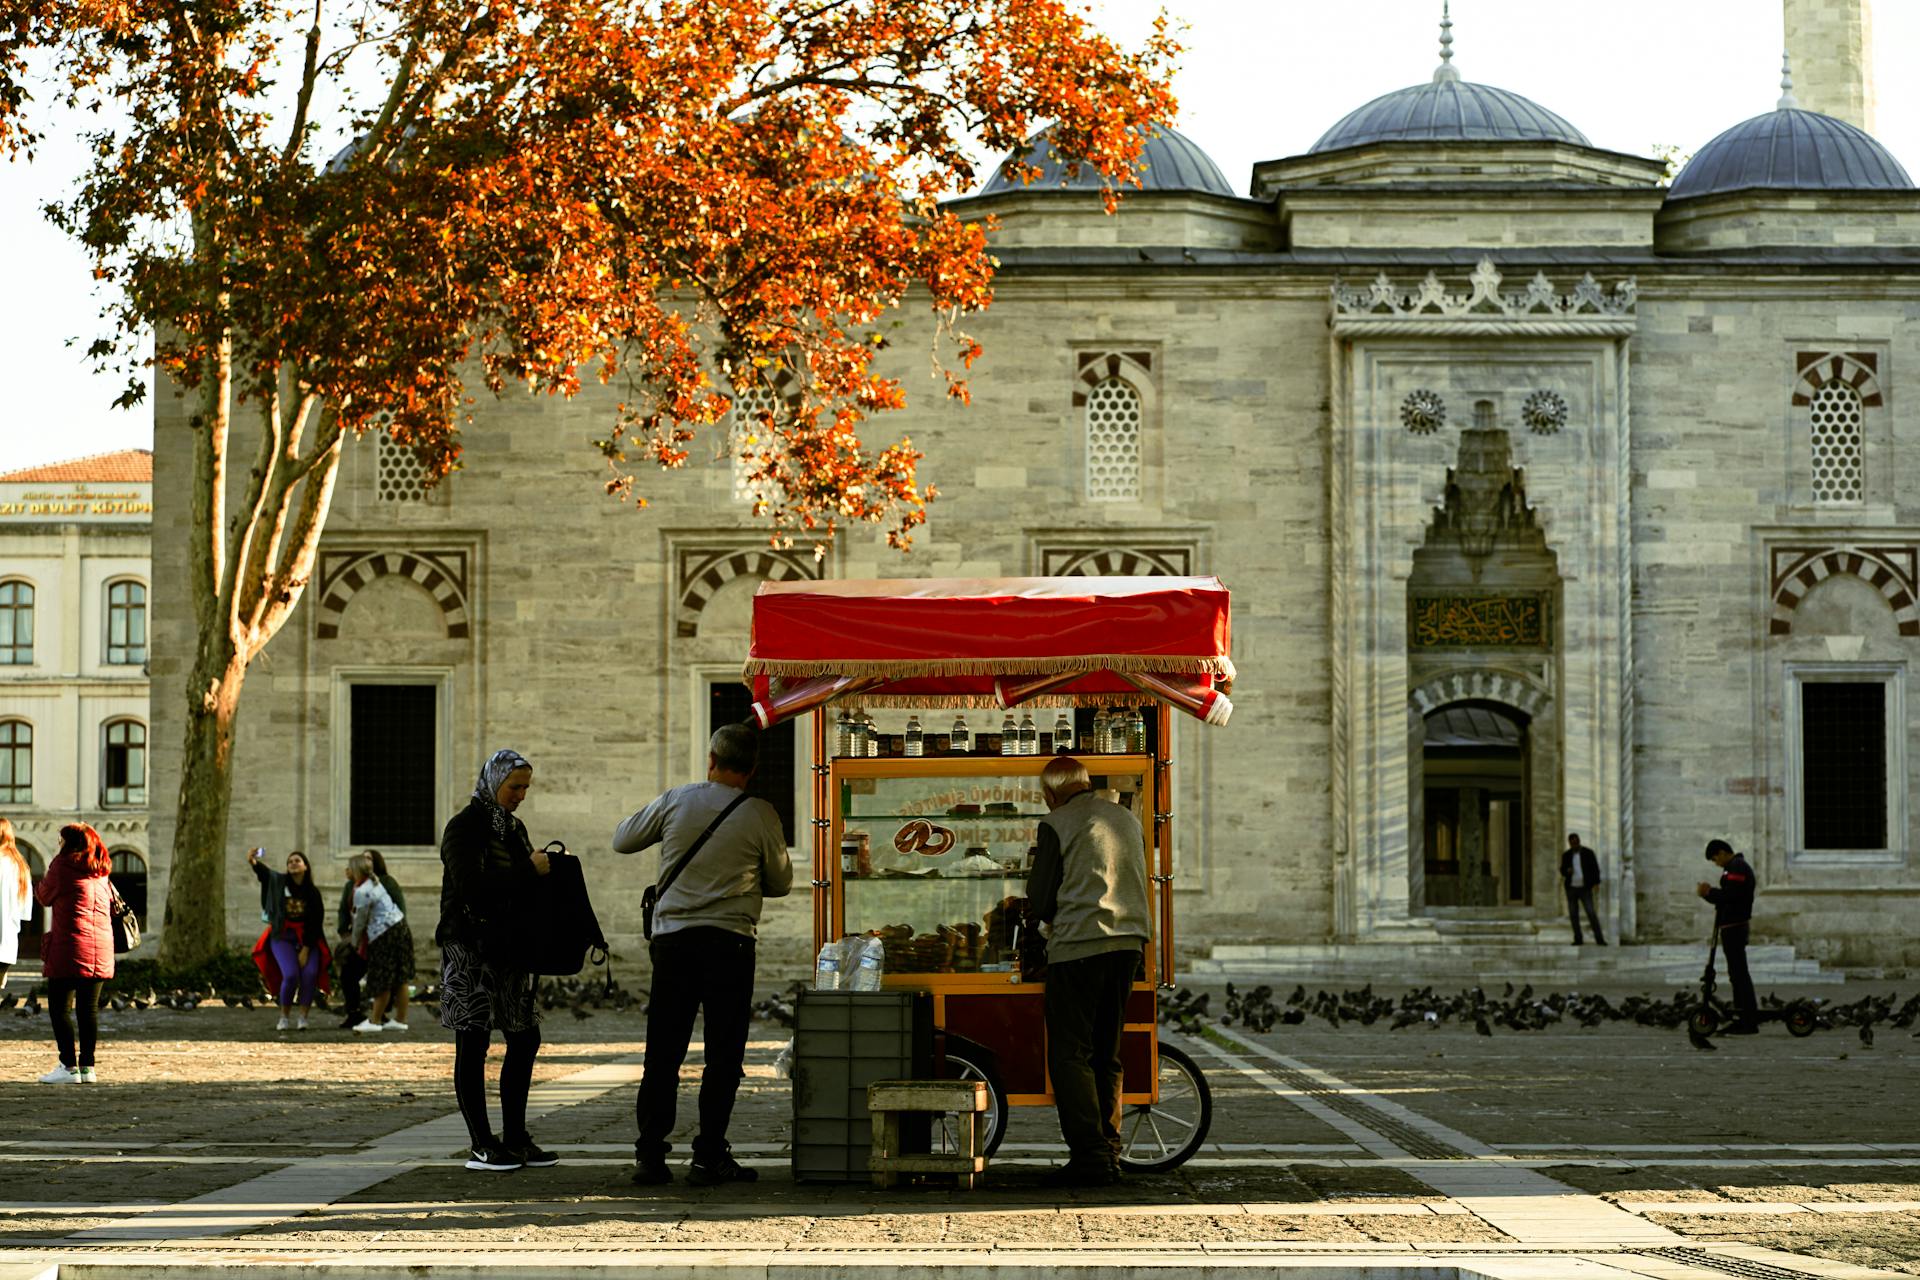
[1668,60,1912,200]
[980,123,1235,198]
[1308,6,1589,154]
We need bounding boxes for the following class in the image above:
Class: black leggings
[48,978,105,1069]
[452,1027,542,1148]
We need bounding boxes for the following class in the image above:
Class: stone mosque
[149,0,1920,974]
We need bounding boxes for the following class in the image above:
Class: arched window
[0,580,32,665]
[1084,377,1142,502]
[0,721,29,803]
[102,719,146,806]
[1809,382,1864,505]
[105,580,147,665]
[109,849,148,929]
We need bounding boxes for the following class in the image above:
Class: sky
[1,0,1914,475]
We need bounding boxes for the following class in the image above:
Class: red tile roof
[0,449,154,483]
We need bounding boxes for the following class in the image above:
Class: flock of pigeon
[1155,981,1920,1048]
[0,973,639,1021]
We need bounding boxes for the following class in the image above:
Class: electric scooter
[1687,924,1819,1038]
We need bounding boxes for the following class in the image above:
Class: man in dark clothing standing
[1559,833,1606,946]
[614,723,792,1186]
[335,868,366,1028]
[1026,755,1152,1187]
[1697,838,1759,1034]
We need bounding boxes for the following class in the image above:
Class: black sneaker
[510,1136,560,1168]
[464,1143,524,1172]
[1041,1159,1120,1189]
[1723,1022,1761,1036]
[632,1157,673,1186]
[687,1149,757,1186]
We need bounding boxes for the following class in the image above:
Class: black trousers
[48,978,105,1069]
[1718,924,1758,1022]
[338,947,367,1016]
[1566,884,1605,944]
[1044,947,1139,1166]
[635,926,755,1162]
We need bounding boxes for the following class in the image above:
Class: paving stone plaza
[1,986,1916,1278]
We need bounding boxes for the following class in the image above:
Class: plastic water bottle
[848,936,886,991]
[1108,707,1129,753]
[905,715,924,757]
[814,941,845,990]
[1000,714,1018,756]
[1018,712,1038,756]
[863,712,880,757]
[1054,712,1074,752]
[1091,707,1109,753]
[951,714,971,754]
[835,711,855,758]
[1128,707,1146,753]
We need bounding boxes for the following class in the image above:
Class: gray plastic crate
[791,989,932,1182]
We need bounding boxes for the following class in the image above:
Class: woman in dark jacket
[249,848,327,1031]
[36,823,114,1084]
[439,749,554,1172]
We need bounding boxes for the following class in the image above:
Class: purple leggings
[270,935,322,1007]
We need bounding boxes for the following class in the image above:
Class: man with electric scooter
[1697,839,1759,1035]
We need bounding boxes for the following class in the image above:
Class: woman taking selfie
[249,848,327,1030]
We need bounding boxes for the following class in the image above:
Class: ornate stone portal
[1328,258,1636,942]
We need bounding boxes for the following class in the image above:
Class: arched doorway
[1422,702,1530,908]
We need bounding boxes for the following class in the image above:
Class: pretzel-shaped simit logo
[892,819,958,856]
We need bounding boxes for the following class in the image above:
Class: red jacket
[35,853,114,980]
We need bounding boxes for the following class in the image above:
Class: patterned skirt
[438,939,539,1033]
[365,921,417,995]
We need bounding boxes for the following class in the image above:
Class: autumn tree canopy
[0,0,1178,964]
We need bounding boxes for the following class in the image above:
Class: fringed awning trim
[741,653,1236,681]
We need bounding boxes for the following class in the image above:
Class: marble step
[1190,942,1841,986]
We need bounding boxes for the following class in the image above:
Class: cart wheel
[1689,1006,1719,1037]
[1118,1043,1213,1173]
[942,1048,1009,1158]
[1786,1006,1817,1038]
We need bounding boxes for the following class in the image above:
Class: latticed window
[375,433,436,503]
[103,719,146,806]
[1809,383,1864,504]
[1084,377,1142,502]
[106,580,146,665]
[0,721,30,803]
[729,387,781,504]
[0,581,32,665]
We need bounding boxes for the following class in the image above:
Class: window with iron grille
[0,581,33,665]
[0,721,30,804]
[375,434,439,504]
[1084,377,1142,502]
[729,387,781,505]
[102,719,147,806]
[1801,680,1887,850]
[106,580,147,665]
[1809,383,1865,505]
[708,681,795,845]
[349,684,438,845]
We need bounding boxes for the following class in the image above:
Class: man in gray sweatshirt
[614,723,792,1187]
[1026,754,1152,1186]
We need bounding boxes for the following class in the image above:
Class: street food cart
[744,576,1233,1171]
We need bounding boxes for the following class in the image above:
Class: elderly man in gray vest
[1026,754,1152,1187]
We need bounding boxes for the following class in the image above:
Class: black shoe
[1723,1022,1761,1036]
[464,1142,524,1172]
[1041,1159,1120,1189]
[687,1149,758,1186]
[508,1135,559,1168]
[632,1157,673,1185]
[338,1011,365,1029]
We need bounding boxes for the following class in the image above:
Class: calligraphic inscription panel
[1411,595,1550,649]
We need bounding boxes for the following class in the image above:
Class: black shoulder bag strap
[644,792,751,940]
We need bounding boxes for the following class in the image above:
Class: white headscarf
[472,749,532,844]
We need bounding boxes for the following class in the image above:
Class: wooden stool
[867,1079,988,1189]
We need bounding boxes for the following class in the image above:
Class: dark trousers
[338,947,367,1017]
[1044,947,1139,1166]
[635,926,755,1162]
[48,978,105,1069]
[1566,884,1605,944]
[452,1026,542,1148]
[1718,924,1758,1023]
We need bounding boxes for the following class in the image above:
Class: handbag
[108,882,140,953]
[642,793,750,941]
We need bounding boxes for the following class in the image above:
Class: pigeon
[1687,1024,1717,1052]
[1474,1015,1492,1037]
[1859,1024,1874,1049]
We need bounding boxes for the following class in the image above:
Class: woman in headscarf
[438,749,556,1172]
[35,823,114,1083]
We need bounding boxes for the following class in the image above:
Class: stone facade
[145,21,1920,974]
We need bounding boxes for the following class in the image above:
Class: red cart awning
[743,576,1233,722]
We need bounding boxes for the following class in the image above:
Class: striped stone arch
[1042,545,1193,577]
[1768,543,1920,637]
[314,548,470,640]
[1408,668,1551,720]
[1070,349,1155,406]
[1792,351,1883,408]
[676,545,822,637]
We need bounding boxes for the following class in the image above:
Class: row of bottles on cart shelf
[832,707,1147,758]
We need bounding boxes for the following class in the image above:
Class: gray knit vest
[1038,792,1152,965]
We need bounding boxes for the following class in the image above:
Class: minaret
[1781,0,1876,131]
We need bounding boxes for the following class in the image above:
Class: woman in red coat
[36,823,114,1084]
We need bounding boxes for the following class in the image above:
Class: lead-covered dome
[981,123,1234,198]
[1309,8,1588,153]
[1669,106,1913,200]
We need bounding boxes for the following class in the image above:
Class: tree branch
[281,0,324,167]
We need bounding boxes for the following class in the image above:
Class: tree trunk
[159,651,248,969]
